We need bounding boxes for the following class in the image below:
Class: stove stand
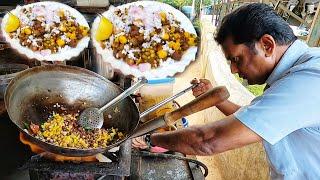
[24,140,132,180]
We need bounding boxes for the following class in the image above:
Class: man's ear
[259,34,276,57]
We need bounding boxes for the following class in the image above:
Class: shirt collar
[265,40,309,85]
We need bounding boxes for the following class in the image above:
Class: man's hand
[191,78,213,97]
[132,135,169,153]
[192,78,241,115]
[139,115,262,156]
[132,135,149,150]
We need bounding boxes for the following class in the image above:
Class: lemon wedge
[95,16,113,41]
[5,13,20,33]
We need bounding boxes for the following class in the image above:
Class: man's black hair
[215,3,297,47]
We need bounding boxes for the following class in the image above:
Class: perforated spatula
[78,77,148,129]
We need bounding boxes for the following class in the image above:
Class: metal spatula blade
[78,107,104,129]
[78,77,147,130]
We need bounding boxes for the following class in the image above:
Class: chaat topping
[6,4,89,55]
[96,5,198,70]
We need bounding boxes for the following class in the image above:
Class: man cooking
[133,3,320,179]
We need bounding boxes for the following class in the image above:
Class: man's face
[222,37,273,85]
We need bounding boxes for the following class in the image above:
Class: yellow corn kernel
[56,38,65,47]
[188,37,196,46]
[174,33,180,39]
[82,29,88,36]
[161,33,169,40]
[160,12,166,21]
[118,132,124,138]
[59,25,66,32]
[184,32,190,38]
[119,35,127,44]
[69,33,76,40]
[157,50,168,59]
[43,131,49,137]
[58,10,64,17]
[110,132,116,137]
[170,26,175,33]
[24,28,32,35]
[136,58,143,65]
[168,41,175,48]
[172,41,181,51]
[64,136,72,144]
[80,140,88,148]
[70,26,76,31]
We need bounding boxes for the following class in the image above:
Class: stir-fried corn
[34,113,124,149]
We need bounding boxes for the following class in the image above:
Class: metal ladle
[78,77,148,129]
[78,76,198,130]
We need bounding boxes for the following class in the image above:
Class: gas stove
[24,140,131,180]
[0,70,205,179]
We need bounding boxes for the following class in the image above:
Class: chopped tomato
[30,123,40,134]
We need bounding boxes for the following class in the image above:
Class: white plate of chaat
[92,1,198,78]
[1,1,90,61]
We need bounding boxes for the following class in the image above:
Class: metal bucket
[0,64,29,99]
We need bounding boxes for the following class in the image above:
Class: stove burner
[23,140,132,180]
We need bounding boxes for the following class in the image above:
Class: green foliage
[246,84,266,96]
[157,0,213,10]
[234,74,266,96]
[193,19,201,27]
[157,0,191,9]
[203,0,213,6]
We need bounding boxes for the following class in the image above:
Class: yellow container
[139,78,175,123]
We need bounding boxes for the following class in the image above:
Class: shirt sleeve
[234,70,320,145]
